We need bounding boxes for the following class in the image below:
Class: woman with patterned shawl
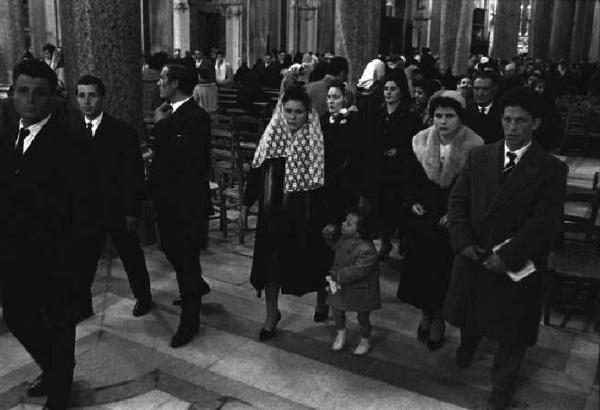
[243,86,332,341]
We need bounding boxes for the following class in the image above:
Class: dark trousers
[461,329,526,396]
[78,225,152,312]
[157,212,209,326]
[1,268,75,408]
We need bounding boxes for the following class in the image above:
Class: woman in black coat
[369,73,421,259]
[243,86,331,340]
[398,91,483,350]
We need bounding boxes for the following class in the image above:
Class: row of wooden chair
[560,106,600,156]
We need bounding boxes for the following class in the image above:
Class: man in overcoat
[464,71,504,144]
[0,60,95,409]
[74,75,153,321]
[147,63,212,348]
[444,87,567,410]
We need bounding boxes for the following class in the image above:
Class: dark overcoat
[443,141,567,346]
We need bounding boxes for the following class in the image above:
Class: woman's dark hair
[281,85,311,111]
[412,79,432,97]
[428,96,466,122]
[383,71,411,104]
[347,209,369,239]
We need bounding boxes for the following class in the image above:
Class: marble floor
[1,156,599,410]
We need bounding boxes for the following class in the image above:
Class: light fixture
[174,2,188,13]
[385,0,394,7]
[298,0,321,10]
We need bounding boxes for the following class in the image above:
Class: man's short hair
[326,57,348,77]
[77,75,106,96]
[13,59,58,91]
[473,71,499,86]
[497,87,542,119]
[42,43,56,55]
[165,64,197,95]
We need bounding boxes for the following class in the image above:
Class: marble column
[490,0,521,61]
[529,0,553,60]
[248,0,268,65]
[59,0,144,137]
[317,0,335,54]
[173,0,190,53]
[589,1,600,61]
[429,0,442,55]
[569,0,594,62]
[413,0,433,51]
[29,0,49,56]
[298,8,318,53]
[334,0,381,84]
[452,0,473,76]
[548,0,575,61]
[0,0,25,83]
[286,0,298,55]
[438,0,461,74]
[225,4,243,67]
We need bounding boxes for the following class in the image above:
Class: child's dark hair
[347,209,369,239]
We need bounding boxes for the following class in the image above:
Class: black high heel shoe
[259,311,281,341]
[427,320,446,351]
[313,304,329,322]
[417,323,429,342]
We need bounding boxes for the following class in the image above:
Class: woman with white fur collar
[397,91,484,351]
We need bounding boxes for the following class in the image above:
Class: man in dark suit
[0,60,95,409]
[253,53,281,88]
[148,64,212,348]
[193,49,216,83]
[444,87,567,410]
[464,71,504,144]
[75,75,153,321]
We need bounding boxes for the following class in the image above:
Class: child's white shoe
[353,338,371,356]
[332,329,346,351]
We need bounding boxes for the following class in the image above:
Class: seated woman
[397,91,483,350]
[243,86,332,340]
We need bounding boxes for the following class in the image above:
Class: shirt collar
[171,97,192,113]
[478,102,493,114]
[504,140,532,165]
[19,113,52,137]
[86,111,104,137]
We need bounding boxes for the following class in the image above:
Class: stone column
[317,0,335,54]
[149,0,173,54]
[0,0,25,83]
[60,0,144,137]
[298,8,318,53]
[29,0,48,57]
[225,4,243,67]
[529,0,553,59]
[248,0,268,65]
[490,0,521,61]
[452,0,473,76]
[413,0,433,51]
[429,0,442,55]
[438,0,461,74]
[334,0,381,84]
[589,1,600,61]
[548,0,576,61]
[570,0,594,62]
[173,0,190,54]
[286,0,298,55]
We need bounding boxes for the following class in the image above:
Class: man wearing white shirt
[75,75,152,322]
[444,87,567,410]
[0,59,95,410]
[148,64,212,348]
[464,72,504,144]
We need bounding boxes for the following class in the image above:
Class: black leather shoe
[456,344,476,369]
[259,311,281,341]
[486,390,511,410]
[417,324,429,342]
[172,296,182,306]
[133,299,154,317]
[427,321,445,351]
[170,325,199,348]
[313,305,329,322]
[27,373,49,397]
[200,281,211,296]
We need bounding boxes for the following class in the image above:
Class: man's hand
[459,245,487,262]
[482,253,509,274]
[154,102,172,123]
[126,216,140,232]
[322,224,338,240]
[438,214,448,227]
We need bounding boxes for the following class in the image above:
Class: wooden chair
[544,190,600,328]
[560,106,590,154]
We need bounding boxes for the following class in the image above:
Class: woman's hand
[411,203,426,216]
[384,148,398,158]
[438,214,448,227]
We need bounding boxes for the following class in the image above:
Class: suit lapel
[485,142,544,218]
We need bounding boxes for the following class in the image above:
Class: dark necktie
[504,151,517,177]
[479,106,487,117]
[85,122,93,140]
[15,128,30,159]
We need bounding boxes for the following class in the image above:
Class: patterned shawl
[252,102,325,192]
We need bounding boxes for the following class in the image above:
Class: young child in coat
[322,210,381,355]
